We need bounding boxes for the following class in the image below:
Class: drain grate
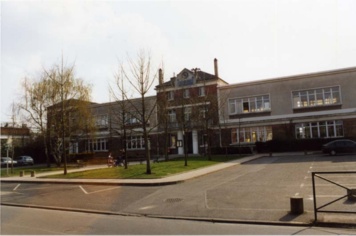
[165,198,183,203]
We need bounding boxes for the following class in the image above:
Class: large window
[125,112,140,125]
[88,138,108,152]
[126,136,145,150]
[95,115,108,127]
[292,86,341,108]
[295,120,344,139]
[229,95,270,114]
[231,126,273,144]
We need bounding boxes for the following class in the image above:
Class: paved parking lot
[122,153,356,224]
[1,153,356,225]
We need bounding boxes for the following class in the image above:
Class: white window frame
[199,87,205,97]
[126,136,145,150]
[228,95,271,115]
[183,89,190,98]
[295,120,344,139]
[231,126,273,144]
[167,91,174,101]
[292,86,341,108]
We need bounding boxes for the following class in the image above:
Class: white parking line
[79,185,88,194]
[78,185,120,195]
[13,184,21,191]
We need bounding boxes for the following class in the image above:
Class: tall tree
[18,59,93,174]
[113,50,158,174]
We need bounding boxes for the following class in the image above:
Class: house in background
[0,123,31,156]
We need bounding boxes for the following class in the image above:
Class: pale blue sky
[1,0,356,122]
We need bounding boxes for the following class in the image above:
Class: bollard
[290,197,304,215]
[31,171,36,177]
[269,152,272,157]
[19,171,24,177]
[347,189,356,201]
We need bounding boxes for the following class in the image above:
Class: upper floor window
[199,87,205,97]
[125,112,140,125]
[184,107,192,121]
[95,115,108,127]
[168,110,176,122]
[229,95,270,114]
[167,91,174,101]
[183,89,190,98]
[292,86,341,108]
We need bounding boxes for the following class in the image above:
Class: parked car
[15,156,34,166]
[322,139,356,155]
[1,157,17,167]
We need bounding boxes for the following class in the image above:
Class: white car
[1,157,17,167]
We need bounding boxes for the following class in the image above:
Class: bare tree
[113,50,159,174]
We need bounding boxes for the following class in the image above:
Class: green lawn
[43,155,245,179]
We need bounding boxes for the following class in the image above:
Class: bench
[77,160,87,168]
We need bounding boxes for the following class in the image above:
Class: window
[199,87,205,97]
[167,91,174,101]
[95,115,108,127]
[184,107,191,121]
[292,86,341,108]
[125,112,140,125]
[295,120,344,139]
[168,110,176,122]
[229,95,271,115]
[126,136,145,150]
[87,138,108,152]
[231,126,273,144]
[183,89,190,98]
[199,108,206,119]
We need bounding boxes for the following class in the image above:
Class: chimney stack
[214,58,219,78]
[158,68,163,85]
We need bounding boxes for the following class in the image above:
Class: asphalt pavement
[1,152,355,228]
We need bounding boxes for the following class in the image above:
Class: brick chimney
[214,58,219,78]
[158,68,163,85]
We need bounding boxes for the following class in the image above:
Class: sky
[1,0,356,123]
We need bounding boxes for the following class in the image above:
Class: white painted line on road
[79,185,88,194]
[13,184,21,191]
[88,186,121,194]
[78,185,120,195]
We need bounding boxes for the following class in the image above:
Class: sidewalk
[0,154,266,186]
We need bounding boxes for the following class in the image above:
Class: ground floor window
[295,120,344,139]
[87,138,108,152]
[126,136,145,150]
[231,126,273,144]
[69,142,78,154]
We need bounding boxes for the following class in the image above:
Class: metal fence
[312,171,356,223]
